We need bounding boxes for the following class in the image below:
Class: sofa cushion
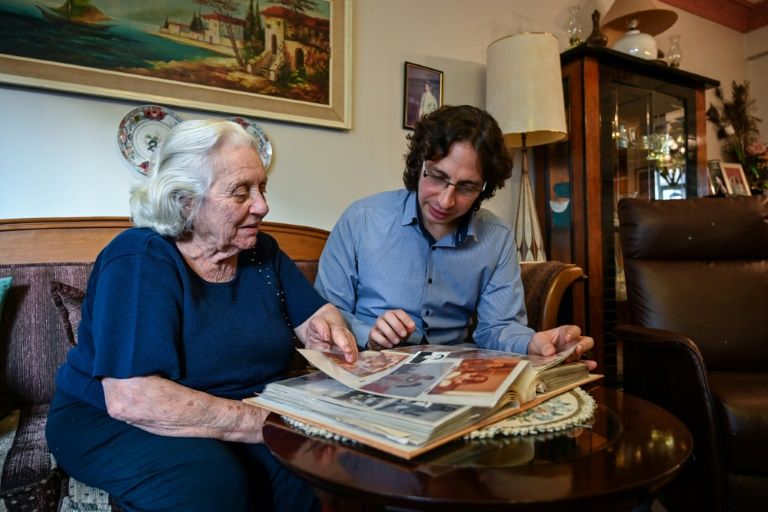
[0,263,93,408]
[0,404,62,511]
[49,282,85,347]
[0,405,117,512]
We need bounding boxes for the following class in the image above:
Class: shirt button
[426,311,431,316]
[428,278,433,284]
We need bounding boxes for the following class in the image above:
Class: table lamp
[601,0,677,59]
[486,33,567,262]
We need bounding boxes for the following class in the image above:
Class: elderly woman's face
[194,143,268,252]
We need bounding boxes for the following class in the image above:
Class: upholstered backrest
[0,217,329,410]
[617,196,768,371]
[519,261,585,331]
[0,263,93,408]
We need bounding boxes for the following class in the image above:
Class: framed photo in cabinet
[707,160,729,196]
[721,162,752,196]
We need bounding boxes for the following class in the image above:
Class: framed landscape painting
[0,0,352,129]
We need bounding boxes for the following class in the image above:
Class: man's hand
[528,325,597,370]
[367,309,416,350]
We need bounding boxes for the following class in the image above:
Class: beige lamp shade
[601,0,677,36]
[486,33,567,149]
[486,33,567,262]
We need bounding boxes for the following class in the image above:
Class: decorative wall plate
[227,116,273,171]
[118,105,182,175]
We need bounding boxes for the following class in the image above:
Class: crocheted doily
[464,386,596,439]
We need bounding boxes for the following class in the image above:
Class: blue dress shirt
[315,189,534,353]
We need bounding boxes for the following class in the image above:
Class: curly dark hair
[403,105,513,209]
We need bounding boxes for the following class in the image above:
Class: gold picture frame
[403,62,443,130]
[0,1,352,129]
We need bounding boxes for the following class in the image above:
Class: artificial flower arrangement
[706,81,768,193]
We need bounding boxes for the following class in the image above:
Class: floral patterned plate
[227,116,273,171]
[118,105,182,175]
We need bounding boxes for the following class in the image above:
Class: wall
[746,25,768,140]
[0,0,758,229]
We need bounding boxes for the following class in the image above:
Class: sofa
[0,217,329,511]
[0,216,585,511]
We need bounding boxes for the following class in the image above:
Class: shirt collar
[402,190,478,246]
[402,190,419,227]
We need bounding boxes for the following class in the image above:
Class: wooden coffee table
[263,387,691,511]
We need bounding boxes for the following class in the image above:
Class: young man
[315,105,594,364]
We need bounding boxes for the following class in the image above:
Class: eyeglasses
[421,166,484,199]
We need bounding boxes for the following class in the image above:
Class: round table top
[263,387,692,511]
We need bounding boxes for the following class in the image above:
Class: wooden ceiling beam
[660,0,768,33]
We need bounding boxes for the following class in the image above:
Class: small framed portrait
[707,160,729,196]
[403,62,444,130]
[720,162,752,196]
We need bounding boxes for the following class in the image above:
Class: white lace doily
[281,416,361,445]
[281,387,596,444]
[465,387,597,439]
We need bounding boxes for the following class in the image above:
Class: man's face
[417,141,483,240]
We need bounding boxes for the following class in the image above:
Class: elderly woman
[45,120,357,512]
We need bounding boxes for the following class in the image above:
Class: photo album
[245,344,602,459]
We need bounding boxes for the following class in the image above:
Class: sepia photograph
[323,350,409,377]
[361,362,451,398]
[428,357,521,395]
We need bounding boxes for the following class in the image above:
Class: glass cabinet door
[610,84,688,304]
[611,84,688,204]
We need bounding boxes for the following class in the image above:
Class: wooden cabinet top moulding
[560,43,719,91]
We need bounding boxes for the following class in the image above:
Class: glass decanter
[567,6,584,47]
[667,34,682,68]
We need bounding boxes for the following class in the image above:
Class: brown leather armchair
[615,196,768,512]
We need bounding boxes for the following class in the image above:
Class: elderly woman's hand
[528,325,597,371]
[296,303,358,363]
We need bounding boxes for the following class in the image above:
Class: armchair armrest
[615,324,725,496]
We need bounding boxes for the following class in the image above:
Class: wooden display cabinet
[534,43,718,385]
